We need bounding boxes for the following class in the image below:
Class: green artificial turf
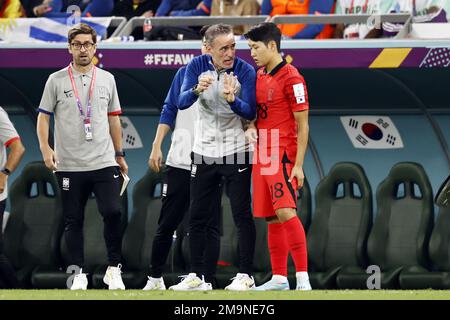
[0,289,449,300]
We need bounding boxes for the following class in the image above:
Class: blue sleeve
[170,0,211,16]
[261,0,273,15]
[178,59,201,110]
[43,0,64,17]
[83,0,114,16]
[159,68,186,127]
[292,0,334,39]
[156,0,174,16]
[229,65,256,120]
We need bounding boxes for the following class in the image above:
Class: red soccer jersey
[255,61,309,163]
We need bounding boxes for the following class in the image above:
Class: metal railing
[270,13,413,39]
[270,13,411,25]
[117,15,269,37]
[108,16,128,38]
[115,13,414,39]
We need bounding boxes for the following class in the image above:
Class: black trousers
[55,166,123,268]
[0,200,19,288]
[189,152,256,276]
[150,166,221,284]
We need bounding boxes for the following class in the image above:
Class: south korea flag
[120,116,143,150]
[340,116,404,149]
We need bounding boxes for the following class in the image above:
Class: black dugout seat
[307,163,372,289]
[337,162,433,289]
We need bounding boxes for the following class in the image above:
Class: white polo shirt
[38,64,121,172]
[166,102,198,171]
[0,107,20,202]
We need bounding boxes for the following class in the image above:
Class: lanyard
[67,64,96,120]
[349,0,370,13]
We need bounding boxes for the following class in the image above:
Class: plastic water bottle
[143,18,153,41]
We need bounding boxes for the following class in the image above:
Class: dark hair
[204,23,233,46]
[244,22,281,52]
[199,25,210,38]
[68,23,97,44]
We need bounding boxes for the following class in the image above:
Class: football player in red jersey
[245,22,312,291]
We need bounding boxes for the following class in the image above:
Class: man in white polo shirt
[36,23,127,290]
[0,106,25,289]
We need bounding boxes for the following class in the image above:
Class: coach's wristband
[115,151,125,158]
[1,168,10,176]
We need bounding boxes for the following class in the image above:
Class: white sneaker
[225,273,255,291]
[103,264,126,290]
[143,277,166,290]
[70,269,88,290]
[168,273,211,291]
[255,275,290,291]
[296,272,312,291]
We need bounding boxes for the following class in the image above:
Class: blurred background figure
[20,0,48,17]
[383,0,448,37]
[155,0,210,16]
[144,0,211,40]
[210,0,260,35]
[0,0,25,18]
[38,0,114,18]
[112,0,162,20]
[113,0,162,40]
[333,0,393,39]
[261,0,336,39]
[390,0,447,22]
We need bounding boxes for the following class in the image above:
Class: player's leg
[252,162,290,291]
[56,171,91,290]
[57,171,91,268]
[275,207,310,290]
[222,153,256,290]
[203,180,222,288]
[145,166,190,290]
[0,200,19,289]
[92,166,125,290]
[169,156,219,291]
[271,160,311,291]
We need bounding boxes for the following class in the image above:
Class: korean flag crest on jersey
[292,83,306,104]
[340,116,404,149]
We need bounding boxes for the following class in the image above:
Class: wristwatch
[192,84,201,96]
[1,168,11,176]
[115,151,126,157]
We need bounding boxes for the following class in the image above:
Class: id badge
[84,119,93,141]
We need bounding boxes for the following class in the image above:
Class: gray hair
[204,23,233,46]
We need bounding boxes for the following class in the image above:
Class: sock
[272,274,288,282]
[267,222,289,277]
[283,216,308,272]
[296,271,309,282]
